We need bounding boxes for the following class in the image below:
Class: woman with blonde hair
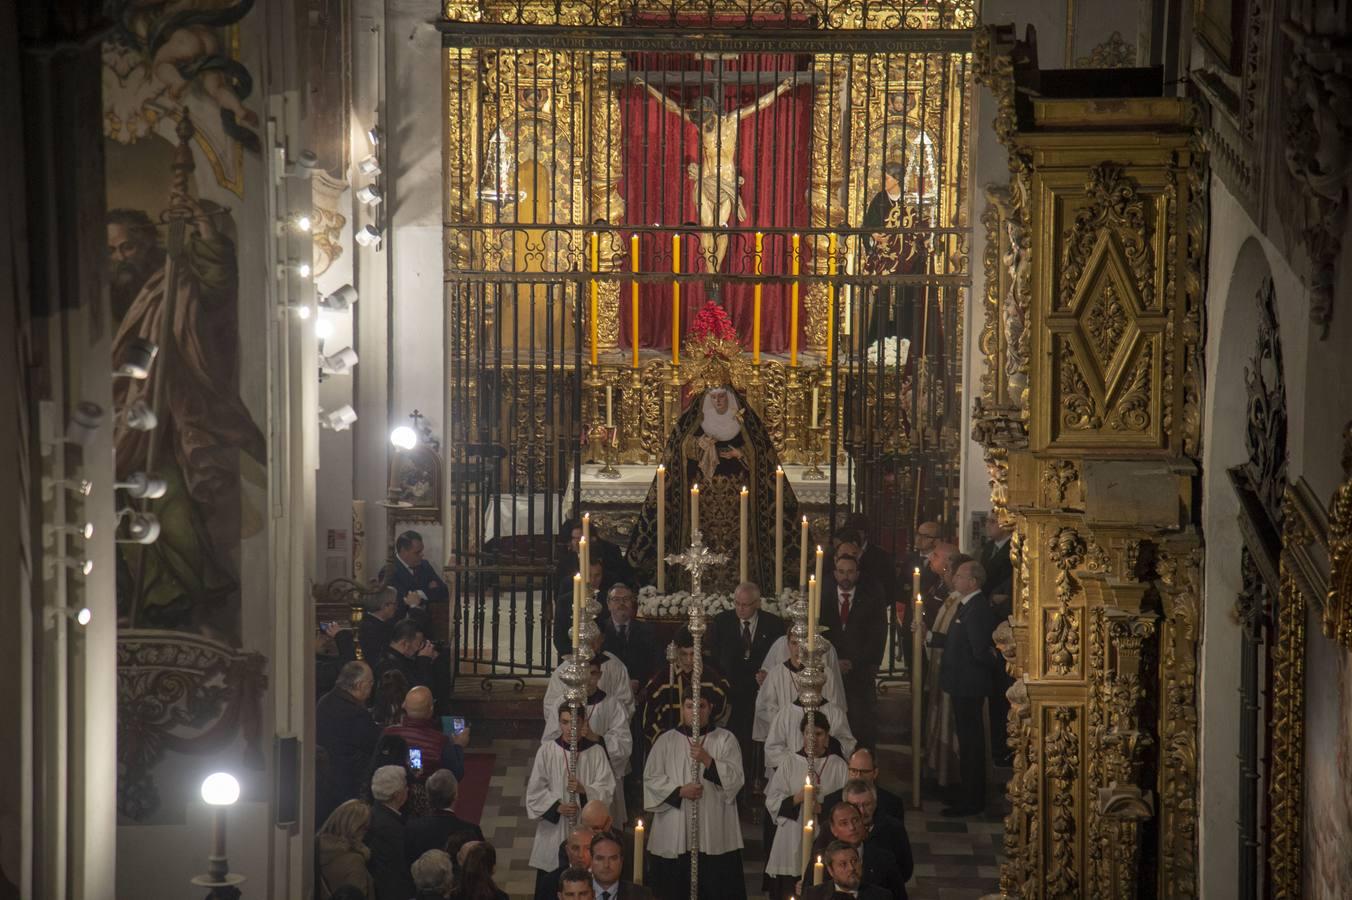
[317,799,375,899]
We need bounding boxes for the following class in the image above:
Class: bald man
[381,686,468,781]
[539,806,618,900]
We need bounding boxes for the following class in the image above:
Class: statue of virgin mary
[626,384,799,595]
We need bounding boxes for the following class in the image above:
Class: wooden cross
[608,57,823,93]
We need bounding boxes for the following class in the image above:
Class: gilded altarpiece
[974,26,1206,899]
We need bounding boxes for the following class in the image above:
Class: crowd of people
[312,515,1015,899]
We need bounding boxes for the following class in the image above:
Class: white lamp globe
[389,425,417,450]
[201,772,240,806]
[314,315,336,341]
[75,607,92,626]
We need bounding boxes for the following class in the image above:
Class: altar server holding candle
[764,711,848,898]
[756,633,847,744]
[540,656,634,825]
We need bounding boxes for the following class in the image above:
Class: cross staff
[665,528,726,900]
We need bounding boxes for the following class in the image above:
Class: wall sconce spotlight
[64,402,106,447]
[356,184,383,207]
[47,556,94,578]
[116,471,168,499]
[45,522,94,545]
[123,399,158,432]
[47,605,92,627]
[354,225,382,248]
[389,425,417,450]
[314,315,336,341]
[117,510,161,545]
[357,156,381,177]
[282,149,320,178]
[115,338,159,380]
[367,126,381,146]
[44,477,93,499]
[321,405,358,431]
[319,284,358,311]
[321,347,359,375]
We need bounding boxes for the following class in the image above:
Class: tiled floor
[471,685,1007,898]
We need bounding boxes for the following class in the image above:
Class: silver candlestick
[559,654,587,828]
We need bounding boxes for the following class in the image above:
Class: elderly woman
[412,849,454,899]
[316,799,375,899]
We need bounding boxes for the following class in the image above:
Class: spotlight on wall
[47,605,93,627]
[314,315,336,342]
[354,225,383,248]
[367,126,382,146]
[47,557,94,578]
[321,405,358,431]
[115,338,159,380]
[283,149,320,178]
[64,401,107,447]
[284,260,313,279]
[44,477,94,499]
[289,302,315,320]
[123,399,158,432]
[116,471,168,499]
[357,156,381,177]
[116,510,161,545]
[356,184,383,207]
[44,522,95,545]
[321,347,359,375]
[389,425,417,450]
[293,213,314,233]
[319,284,358,311]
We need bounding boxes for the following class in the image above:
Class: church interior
[4,0,1352,897]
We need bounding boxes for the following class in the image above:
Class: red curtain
[619,36,813,354]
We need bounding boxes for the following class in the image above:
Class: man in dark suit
[316,661,381,824]
[897,521,943,669]
[706,581,786,783]
[358,587,401,660]
[938,559,999,816]
[405,769,484,863]
[376,620,438,694]
[821,747,905,823]
[803,801,907,899]
[980,516,1014,614]
[980,516,1015,766]
[366,765,417,900]
[801,841,892,900]
[555,558,617,659]
[842,780,912,888]
[588,831,654,900]
[602,582,660,690]
[380,530,449,618]
[820,555,888,747]
[844,513,899,605]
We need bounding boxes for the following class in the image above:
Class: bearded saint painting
[627,385,799,595]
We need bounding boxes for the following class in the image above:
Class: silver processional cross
[665,527,727,900]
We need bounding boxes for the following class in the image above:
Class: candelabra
[788,592,827,818]
[802,424,828,481]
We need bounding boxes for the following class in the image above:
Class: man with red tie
[819,555,887,747]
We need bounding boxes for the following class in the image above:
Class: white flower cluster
[863,336,911,368]
[635,584,793,619]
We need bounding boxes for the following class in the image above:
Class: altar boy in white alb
[527,703,617,884]
[764,711,849,899]
[540,656,633,825]
[754,632,849,761]
[545,628,635,718]
[643,688,746,900]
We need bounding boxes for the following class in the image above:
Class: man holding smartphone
[382,686,468,782]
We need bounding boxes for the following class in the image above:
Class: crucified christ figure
[637,76,797,275]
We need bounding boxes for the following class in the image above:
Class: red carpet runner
[454,752,496,824]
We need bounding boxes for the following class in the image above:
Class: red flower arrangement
[688,301,737,344]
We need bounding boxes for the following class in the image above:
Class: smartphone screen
[451,716,466,735]
[408,747,423,770]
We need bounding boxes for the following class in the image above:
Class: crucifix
[664,525,727,899]
[612,58,822,281]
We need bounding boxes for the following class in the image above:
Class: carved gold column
[974,27,1206,900]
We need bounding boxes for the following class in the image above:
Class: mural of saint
[110,195,264,635]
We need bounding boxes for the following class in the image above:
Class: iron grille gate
[440,5,973,690]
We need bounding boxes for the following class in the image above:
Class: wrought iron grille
[441,2,973,688]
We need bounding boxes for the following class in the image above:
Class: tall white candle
[807,576,817,652]
[581,513,591,577]
[799,516,809,592]
[605,385,614,427]
[634,820,645,884]
[691,484,700,535]
[739,486,749,584]
[811,386,819,429]
[775,466,785,595]
[656,466,666,593]
[815,544,824,590]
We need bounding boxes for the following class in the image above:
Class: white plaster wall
[386,0,448,565]
[316,196,359,583]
